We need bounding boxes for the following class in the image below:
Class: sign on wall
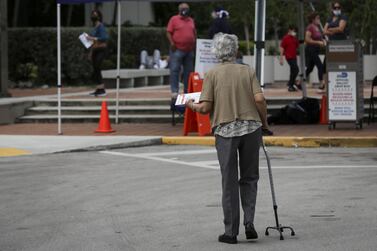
[194,39,220,79]
[328,71,356,121]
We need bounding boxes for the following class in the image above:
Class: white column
[57,4,62,135]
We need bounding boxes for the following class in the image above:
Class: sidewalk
[0,84,376,152]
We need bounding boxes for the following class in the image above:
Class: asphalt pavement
[0,145,376,251]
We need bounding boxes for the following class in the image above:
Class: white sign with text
[194,39,220,79]
[328,71,357,121]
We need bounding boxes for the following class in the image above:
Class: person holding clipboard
[86,9,109,97]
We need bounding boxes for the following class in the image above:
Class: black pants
[305,46,323,81]
[92,47,107,85]
[287,59,299,87]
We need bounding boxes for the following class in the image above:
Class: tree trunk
[67,5,73,26]
[12,0,20,27]
[243,21,251,55]
[273,19,279,56]
[112,2,118,26]
[372,32,377,55]
[0,0,9,96]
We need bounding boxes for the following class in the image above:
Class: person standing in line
[323,1,348,41]
[280,25,301,92]
[87,9,109,97]
[166,2,196,100]
[304,12,326,93]
[208,7,233,39]
[322,1,349,92]
[185,33,272,244]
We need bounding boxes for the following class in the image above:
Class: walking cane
[261,143,296,240]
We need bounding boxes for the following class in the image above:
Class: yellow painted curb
[162,136,215,146]
[0,148,31,157]
[162,136,377,148]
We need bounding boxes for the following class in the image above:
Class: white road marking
[135,149,217,157]
[100,151,218,170]
[101,150,377,170]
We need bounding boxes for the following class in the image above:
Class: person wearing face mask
[208,7,233,39]
[87,9,109,97]
[324,1,348,41]
[280,25,300,92]
[322,2,349,93]
[305,12,327,93]
[166,3,196,103]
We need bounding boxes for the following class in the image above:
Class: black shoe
[294,82,302,90]
[288,86,296,92]
[218,234,237,244]
[89,88,106,97]
[245,225,258,240]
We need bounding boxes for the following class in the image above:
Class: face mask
[180,8,190,17]
[333,10,341,16]
[91,16,99,22]
[211,12,217,19]
[290,31,297,37]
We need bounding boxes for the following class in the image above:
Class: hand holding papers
[79,32,93,49]
[175,92,201,106]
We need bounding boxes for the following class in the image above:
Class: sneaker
[218,234,237,244]
[288,86,296,92]
[89,88,106,97]
[139,64,145,70]
[316,88,326,94]
[245,225,258,240]
[153,64,159,69]
[294,82,302,90]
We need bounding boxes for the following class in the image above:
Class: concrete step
[17,114,184,124]
[26,105,172,115]
[32,96,342,107]
[33,98,170,107]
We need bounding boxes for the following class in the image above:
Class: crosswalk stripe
[100,151,376,170]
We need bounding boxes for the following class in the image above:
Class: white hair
[212,33,239,62]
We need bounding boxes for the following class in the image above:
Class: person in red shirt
[305,12,327,93]
[280,25,300,92]
[166,3,196,99]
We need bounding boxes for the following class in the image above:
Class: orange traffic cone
[319,95,328,124]
[95,101,115,133]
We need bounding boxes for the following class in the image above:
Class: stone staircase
[16,97,373,124]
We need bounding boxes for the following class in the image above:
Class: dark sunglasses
[333,6,341,10]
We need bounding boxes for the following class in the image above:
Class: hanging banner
[194,39,220,79]
[328,71,357,121]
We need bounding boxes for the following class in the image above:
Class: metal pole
[254,0,266,87]
[0,0,9,97]
[57,4,62,135]
[115,0,121,124]
[298,0,307,97]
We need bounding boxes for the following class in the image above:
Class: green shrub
[8,27,169,86]
[238,40,254,56]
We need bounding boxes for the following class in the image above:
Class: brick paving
[1,84,376,137]
[0,122,376,137]
[8,83,373,100]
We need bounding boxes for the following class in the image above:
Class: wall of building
[243,55,377,84]
[85,2,154,26]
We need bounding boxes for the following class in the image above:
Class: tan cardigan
[199,63,263,129]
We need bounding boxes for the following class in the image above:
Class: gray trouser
[140,49,161,68]
[215,128,262,237]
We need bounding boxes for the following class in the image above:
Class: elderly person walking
[185,33,271,244]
